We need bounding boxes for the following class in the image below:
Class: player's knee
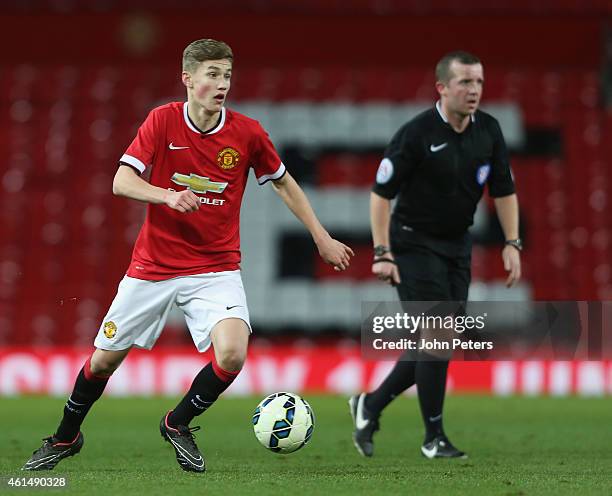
[422,350,452,361]
[89,351,126,376]
[418,346,453,361]
[89,358,119,376]
[216,348,246,372]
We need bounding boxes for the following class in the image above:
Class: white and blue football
[252,392,315,454]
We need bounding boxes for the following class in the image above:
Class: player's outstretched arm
[113,165,200,213]
[271,172,354,271]
[493,193,521,287]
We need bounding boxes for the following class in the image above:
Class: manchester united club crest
[103,321,117,339]
[217,147,240,170]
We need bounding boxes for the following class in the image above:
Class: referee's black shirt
[372,102,515,239]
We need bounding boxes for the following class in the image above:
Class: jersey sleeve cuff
[119,153,147,174]
[119,161,142,175]
[257,162,286,185]
[371,184,396,199]
[489,186,516,198]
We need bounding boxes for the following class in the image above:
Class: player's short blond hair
[182,39,233,73]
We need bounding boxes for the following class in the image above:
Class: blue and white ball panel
[252,392,314,454]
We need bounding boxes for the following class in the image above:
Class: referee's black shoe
[348,393,380,457]
[22,432,84,471]
[421,435,467,459]
[160,411,206,473]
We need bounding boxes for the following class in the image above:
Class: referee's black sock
[415,354,449,443]
[55,357,111,442]
[168,359,240,427]
[365,351,416,415]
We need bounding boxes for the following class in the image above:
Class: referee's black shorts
[390,218,472,302]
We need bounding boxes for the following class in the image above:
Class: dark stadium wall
[0,13,602,67]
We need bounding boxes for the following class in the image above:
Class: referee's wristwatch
[373,245,391,257]
[505,238,523,252]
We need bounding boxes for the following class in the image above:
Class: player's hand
[163,189,200,213]
[315,233,354,271]
[372,254,401,286]
[502,245,521,287]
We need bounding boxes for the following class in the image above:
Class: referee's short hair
[436,51,481,84]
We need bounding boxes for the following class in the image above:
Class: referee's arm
[371,124,415,286]
[494,194,521,287]
[370,192,401,285]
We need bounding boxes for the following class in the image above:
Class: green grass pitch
[1,395,610,495]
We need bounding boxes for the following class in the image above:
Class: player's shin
[55,356,112,442]
[365,349,417,415]
[415,352,449,443]
[168,356,241,427]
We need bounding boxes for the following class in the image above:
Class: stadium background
[0,0,611,398]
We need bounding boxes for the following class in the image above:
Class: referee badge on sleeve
[376,158,394,184]
[476,164,491,186]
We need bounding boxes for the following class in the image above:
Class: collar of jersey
[183,102,226,135]
[435,100,475,124]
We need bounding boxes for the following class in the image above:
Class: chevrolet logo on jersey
[171,173,228,194]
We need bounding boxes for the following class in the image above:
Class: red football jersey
[119,102,285,280]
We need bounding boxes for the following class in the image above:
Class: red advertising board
[0,346,609,397]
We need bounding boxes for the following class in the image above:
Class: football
[252,392,315,453]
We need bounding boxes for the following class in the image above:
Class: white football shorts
[94,270,251,353]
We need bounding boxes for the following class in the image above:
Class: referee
[349,51,521,459]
